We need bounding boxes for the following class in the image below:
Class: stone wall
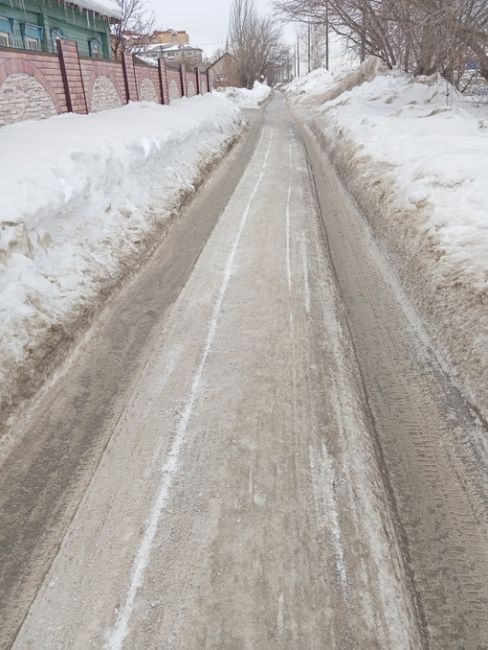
[91,75,122,112]
[168,79,180,102]
[0,42,210,127]
[139,78,158,103]
[0,72,57,126]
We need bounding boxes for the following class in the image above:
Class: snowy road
[2,96,488,649]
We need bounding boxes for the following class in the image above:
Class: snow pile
[67,0,123,19]
[288,61,488,417]
[216,81,272,108]
[287,57,386,106]
[0,95,243,428]
[286,68,335,98]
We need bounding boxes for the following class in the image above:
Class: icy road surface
[2,96,488,649]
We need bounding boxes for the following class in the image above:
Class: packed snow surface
[287,62,488,415]
[216,82,271,109]
[0,95,243,414]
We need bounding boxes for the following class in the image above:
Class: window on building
[0,16,12,47]
[25,36,40,50]
[21,23,43,51]
[89,37,102,58]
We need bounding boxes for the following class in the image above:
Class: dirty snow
[314,68,488,292]
[216,81,271,108]
[287,61,488,417]
[0,95,243,421]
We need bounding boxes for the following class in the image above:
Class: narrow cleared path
[1,95,488,649]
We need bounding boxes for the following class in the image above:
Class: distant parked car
[474,85,488,96]
[465,58,480,71]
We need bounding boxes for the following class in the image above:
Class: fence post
[57,39,88,114]
[158,58,169,104]
[194,67,201,95]
[122,52,138,102]
[179,63,186,97]
[206,68,211,93]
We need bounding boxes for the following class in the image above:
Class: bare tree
[111,0,155,60]
[274,0,488,85]
[228,0,282,87]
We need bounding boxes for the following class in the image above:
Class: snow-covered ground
[216,81,272,109]
[0,94,243,427]
[287,61,488,418]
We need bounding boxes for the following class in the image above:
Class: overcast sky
[152,0,293,56]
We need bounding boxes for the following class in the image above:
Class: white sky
[152,0,294,56]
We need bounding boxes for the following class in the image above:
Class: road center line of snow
[286,140,293,294]
[105,129,274,650]
[301,236,311,315]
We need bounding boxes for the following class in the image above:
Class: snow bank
[286,68,335,98]
[0,95,243,432]
[288,60,488,418]
[285,58,386,106]
[216,81,272,109]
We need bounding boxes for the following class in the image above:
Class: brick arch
[168,79,180,101]
[139,78,158,103]
[0,73,57,125]
[0,58,65,113]
[135,69,161,101]
[85,65,125,112]
[187,80,196,97]
[90,75,122,112]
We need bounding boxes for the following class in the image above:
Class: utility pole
[296,31,300,76]
[325,0,330,70]
[307,19,311,73]
[360,6,366,62]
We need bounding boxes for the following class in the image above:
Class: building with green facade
[0,0,121,60]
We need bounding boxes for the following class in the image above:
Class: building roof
[64,0,123,20]
[135,54,158,67]
[208,52,237,69]
[154,29,189,35]
[143,42,203,54]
